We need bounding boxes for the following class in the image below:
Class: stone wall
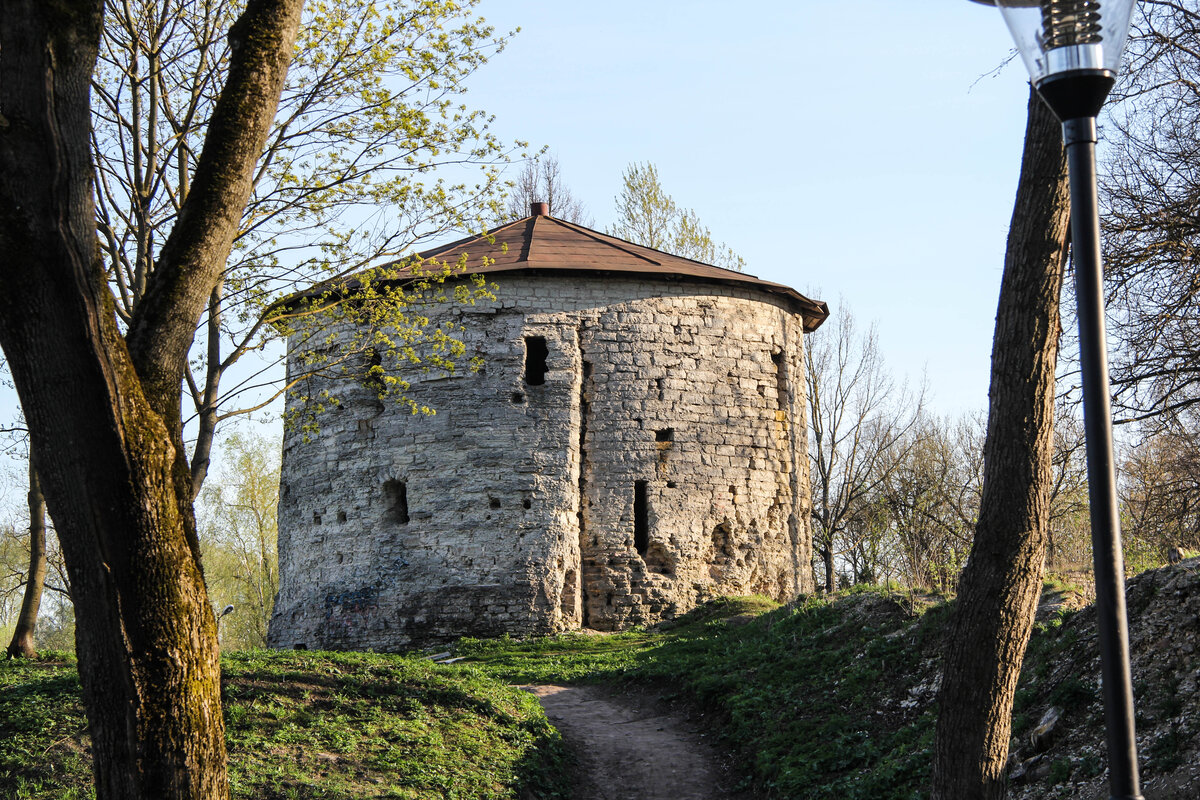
[268,273,814,650]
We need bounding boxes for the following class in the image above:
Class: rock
[1010,754,1043,784]
[1029,705,1063,753]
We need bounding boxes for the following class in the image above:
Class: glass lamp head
[970,0,1138,118]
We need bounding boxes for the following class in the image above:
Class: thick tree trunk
[930,87,1072,800]
[6,458,46,659]
[0,6,227,793]
[0,2,302,798]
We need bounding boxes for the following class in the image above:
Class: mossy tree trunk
[6,456,46,659]
[930,87,1072,800]
[0,1,303,797]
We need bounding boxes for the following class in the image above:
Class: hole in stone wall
[337,511,347,523]
[712,523,734,562]
[312,512,322,525]
[644,541,675,576]
[772,350,789,411]
[294,643,308,651]
[634,481,649,557]
[655,428,674,443]
[560,568,578,620]
[489,497,501,509]
[364,347,385,396]
[524,336,548,385]
[511,391,525,404]
[667,481,677,488]
[523,498,532,510]
[383,479,409,524]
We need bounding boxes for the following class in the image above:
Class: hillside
[0,650,569,799]
[459,560,1200,799]
[1007,558,1200,799]
[1,560,1196,798]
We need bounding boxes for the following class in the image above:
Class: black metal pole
[1061,116,1144,800]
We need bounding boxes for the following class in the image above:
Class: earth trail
[526,684,744,800]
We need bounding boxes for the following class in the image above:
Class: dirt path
[525,684,744,800]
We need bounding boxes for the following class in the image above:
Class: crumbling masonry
[267,209,828,650]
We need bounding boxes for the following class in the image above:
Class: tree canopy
[608,162,745,271]
[94,0,520,495]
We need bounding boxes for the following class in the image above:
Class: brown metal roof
[288,212,828,332]
[410,213,828,332]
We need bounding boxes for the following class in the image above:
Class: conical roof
[412,211,828,332]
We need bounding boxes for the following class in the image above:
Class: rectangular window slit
[772,350,789,410]
[384,479,409,524]
[524,336,548,385]
[634,480,649,557]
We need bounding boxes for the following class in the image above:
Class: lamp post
[967,2,1142,799]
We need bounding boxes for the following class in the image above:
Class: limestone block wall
[268,274,814,650]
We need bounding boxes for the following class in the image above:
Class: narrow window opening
[384,479,409,524]
[577,358,593,627]
[772,350,789,410]
[489,497,501,509]
[312,512,322,525]
[560,568,578,621]
[524,336,548,385]
[336,511,347,523]
[634,480,649,557]
[364,347,385,397]
[655,428,674,443]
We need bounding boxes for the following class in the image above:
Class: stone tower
[268,206,828,651]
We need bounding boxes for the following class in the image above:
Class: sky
[0,1,1040,490]
[455,0,1035,419]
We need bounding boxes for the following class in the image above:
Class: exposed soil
[525,684,747,800]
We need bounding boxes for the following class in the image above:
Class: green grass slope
[0,650,569,800]
[460,591,952,800]
[6,565,1194,800]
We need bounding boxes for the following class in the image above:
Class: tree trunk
[6,457,46,659]
[190,282,225,499]
[930,87,1071,800]
[823,543,835,593]
[0,2,302,798]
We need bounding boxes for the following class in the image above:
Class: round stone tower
[268,206,828,651]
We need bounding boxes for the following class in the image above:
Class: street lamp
[968,2,1143,800]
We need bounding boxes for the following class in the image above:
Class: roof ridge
[415,217,530,264]
[526,215,543,262]
[548,216,759,278]
[544,216,664,267]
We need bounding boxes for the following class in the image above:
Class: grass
[458,590,952,800]
[0,650,569,800]
[3,583,1103,800]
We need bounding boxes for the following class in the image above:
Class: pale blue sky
[462,1,1036,418]
[0,1,1041,492]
